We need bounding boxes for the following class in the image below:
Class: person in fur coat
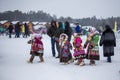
[59,33,72,64]
[84,27,100,65]
[73,33,86,66]
[27,34,44,63]
[27,27,44,63]
[99,25,116,63]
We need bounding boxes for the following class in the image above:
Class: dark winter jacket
[24,23,29,34]
[47,26,57,38]
[99,25,116,57]
[64,21,72,41]
[54,22,64,38]
[15,22,21,32]
[8,24,13,33]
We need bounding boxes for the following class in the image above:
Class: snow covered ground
[0,34,120,80]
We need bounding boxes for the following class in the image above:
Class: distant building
[82,26,92,31]
[0,20,10,28]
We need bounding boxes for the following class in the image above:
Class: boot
[89,60,95,65]
[39,54,44,62]
[107,56,111,63]
[28,56,34,63]
[69,58,74,63]
[80,61,85,66]
[56,56,60,58]
[75,60,80,65]
[64,62,69,65]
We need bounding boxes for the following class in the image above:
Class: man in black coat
[24,23,29,38]
[8,23,13,38]
[64,21,72,42]
[99,25,116,63]
[15,22,21,38]
[47,20,57,57]
[54,22,64,58]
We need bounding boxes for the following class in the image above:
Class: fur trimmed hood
[59,33,68,47]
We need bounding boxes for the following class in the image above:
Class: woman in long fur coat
[99,25,116,63]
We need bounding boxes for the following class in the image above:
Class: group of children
[27,27,100,66]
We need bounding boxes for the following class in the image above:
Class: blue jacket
[75,25,81,33]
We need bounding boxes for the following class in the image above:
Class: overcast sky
[0,0,120,18]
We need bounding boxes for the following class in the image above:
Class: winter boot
[39,54,44,62]
[56,56,60,58]
[80,61,85,66]
[75,60,80,65]
[89,60,95,65]
[69,58,74,63]
[107,56,111,63]
[28,56,34,63]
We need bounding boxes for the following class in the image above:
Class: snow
[33,25,46,30]
[0,20,8,24]
[0,34,120,80]
[11,21,19,24]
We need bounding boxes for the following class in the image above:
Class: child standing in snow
[73,33,86,66]
[27,34,44,63]
[27,28,44,63]
[59,33,72,64]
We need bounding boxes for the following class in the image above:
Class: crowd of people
[0,22,30,38]
[0,20,116,65]
[26,20,116,66]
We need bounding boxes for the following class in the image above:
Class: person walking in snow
[0,24,5,36]
[84,27,100,65]
[99,25,116,63]
[75,23,82,34]
[15,22,21,38]
[73,33,86,66]
[59,33,72,64]
[8,23,13,38]
[54,21,64,58]
[64,21,73,42]
[27,28,44,63]
[21,24,25,38]
[24,23,30,38]
[47,20,57,57]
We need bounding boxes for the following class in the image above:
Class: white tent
[82,26,93,31]
[11,21,19,24]
[0,20,8,24]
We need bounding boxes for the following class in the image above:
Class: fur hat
[33,33,42,39]
[59,33,68,47]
